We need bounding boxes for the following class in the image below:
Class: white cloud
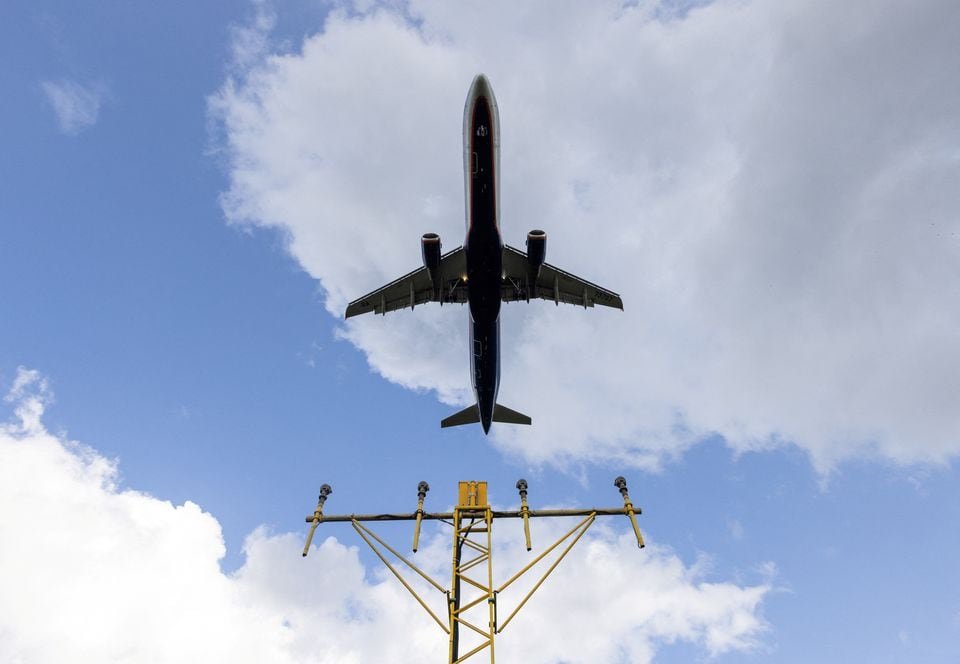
[228,0,277,71]
[210,0,960,471]
[40,78,105,135]
[0,368,770,662]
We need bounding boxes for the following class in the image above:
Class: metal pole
[304,507,639,524]
[302,484,332,557]
[413,480,430,552]
[448,507,463,662]
[516,479,531,551]
[486,506,495,663]
[614,476,645,548]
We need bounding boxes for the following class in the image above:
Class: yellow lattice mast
[302,478,644,663]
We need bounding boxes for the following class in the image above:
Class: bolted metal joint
[614,476,628,495]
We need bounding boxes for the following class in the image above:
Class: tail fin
[440,403,532,428]
[492,403,532,425]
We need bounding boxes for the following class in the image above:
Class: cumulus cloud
[0,368,769,662]
[210,0,960,470]
[40,78,106,135]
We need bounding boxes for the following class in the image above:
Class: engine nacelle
[421,233,442,271]
[526,229,547,275]
[421,233,442,296]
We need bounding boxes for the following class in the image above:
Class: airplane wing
[501,244,624,310]
[345,246,468,318]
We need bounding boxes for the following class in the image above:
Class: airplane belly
[470,318,500,431]
[463,74,501,234]
[464,85,502,326]
[466,235,502,324]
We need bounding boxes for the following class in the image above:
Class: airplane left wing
[345,246,468,318]
[501,244,624,310]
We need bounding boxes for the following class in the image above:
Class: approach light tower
[302,478,645,663]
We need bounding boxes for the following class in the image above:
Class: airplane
[345,74,623,433]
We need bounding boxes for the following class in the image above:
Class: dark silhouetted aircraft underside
[345,74,623,433]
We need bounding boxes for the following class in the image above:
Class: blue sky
[2,1,959,662]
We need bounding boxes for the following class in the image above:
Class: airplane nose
[470,73,493,100]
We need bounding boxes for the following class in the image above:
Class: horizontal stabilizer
[493,403,532,425]
[441,405,480,428]
[440,403,532,428]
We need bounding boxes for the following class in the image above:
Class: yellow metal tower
[303,478,644,663]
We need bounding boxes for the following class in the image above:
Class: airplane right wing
[501,244,624,310]
[345,246,468,318]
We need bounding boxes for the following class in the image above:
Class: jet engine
[421,233,442,297]
[526,229,547,272]
[421,233,442,270]
[525,229,547,299]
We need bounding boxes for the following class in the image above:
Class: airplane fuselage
[463,75,502,433]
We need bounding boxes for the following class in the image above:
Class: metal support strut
[615,476,645,548]
[302,478,645,663]
[413,480,430,552]
[301,483,332,557]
